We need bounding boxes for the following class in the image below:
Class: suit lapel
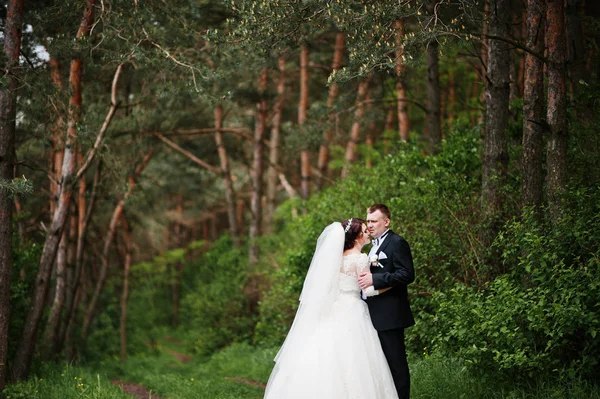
[376,230,394,256]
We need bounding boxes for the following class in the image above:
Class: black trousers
[377,328,410,399]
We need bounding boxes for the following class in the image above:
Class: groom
[358,203,415,399]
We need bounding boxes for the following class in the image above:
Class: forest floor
[4,334,599,398]
[102,336,271,399]
[109,337,266,398]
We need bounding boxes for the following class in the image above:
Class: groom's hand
[357,272,373,289]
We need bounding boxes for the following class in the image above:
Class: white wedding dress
[264,250,398,399]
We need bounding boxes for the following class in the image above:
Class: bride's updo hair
[342,218,366,251]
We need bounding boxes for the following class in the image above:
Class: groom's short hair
[368,203,391,220]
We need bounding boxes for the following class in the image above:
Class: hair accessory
[344,218,353,233]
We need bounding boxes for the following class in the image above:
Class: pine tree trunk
[214,104,238,242]
[566,0,585,100]
[509,8,521,122]
[171,195,183,326]
[0,0,23,389]
[12,0,95,381]
[62,162,98,361]
[448,68,456,125]
[42,223,69,358]
[342,78,370,178]
[48,57,64,217]
[119,214,132,362]
[316,33,345,191]
[518,9,526,97]
[546,0,568,215]
[481,0,510,247]
[521,0,545,210]
[249,69,267,267]
[478,0,491,125]
[395,20,410,141]
[299,45,311,199]
[82,151,152,340]
[426,34,442,154]
[265,57,286,232]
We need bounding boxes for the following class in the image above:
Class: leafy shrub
[180,235,254,355]
[256,123,487,348]
[429,188,600,379]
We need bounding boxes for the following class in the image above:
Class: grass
[4,337,599,399]
[3,364,131,399]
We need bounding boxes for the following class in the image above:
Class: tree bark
[119,214,132,362]
[546,0,568,215]
[316,33,345,191]
[48,57,64,217]
[0,0,24,390]
[565,0,586,100]
[171,195,183,326]
[81,150,152,340]
[42,222,69,358]
[299,45,311,199]
[481,0,510,247]
[249,69,267,267]
[521,0,545,210]
[448,68,456,125]
[341,78,370,178]
[395,20,410,141]
[214,103,238,242]
[265,57,286,232]
[12,0,95,381]
[478,0,491,125]
[426,26,442,154]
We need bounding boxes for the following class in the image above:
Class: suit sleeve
[372,237,415,289]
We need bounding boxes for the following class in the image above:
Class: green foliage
[180,235,254,355]
[0,176,34,198]
[3,364,130,399]
[256,123,486,347]
[9,236,42,364]
[428,188,600,379]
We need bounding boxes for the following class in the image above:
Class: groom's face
[366,210,390,239]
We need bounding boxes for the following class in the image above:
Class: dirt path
[225,377,266,389]
[169,349,192,363]
[112,379,161,399]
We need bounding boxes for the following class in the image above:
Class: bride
[264,218,398,398]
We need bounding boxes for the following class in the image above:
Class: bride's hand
[358,272,373,289]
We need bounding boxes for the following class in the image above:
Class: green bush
[180,235,254,355]
[256,123,487,349]
[429,188,600,379]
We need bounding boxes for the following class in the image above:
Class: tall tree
[265,57,286,232]
[299,44,311,199]
[0,0,24,390]
[119,213,133,362]
[341,78,370,178]
[481,0,510,247]
[546,0,568,214]
[425,19,442,154]
[521,0,545,210]
[395,20,410,141]
[249,69,267,267]
[316,33,345,190]
[12,0,96,382]
[565,0,586,99]
[214,103,238,242]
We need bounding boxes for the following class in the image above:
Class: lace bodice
[339,253,369,292]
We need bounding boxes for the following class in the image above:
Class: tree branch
[154,133,221,174]
[74,62,125,183]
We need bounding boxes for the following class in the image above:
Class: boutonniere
[370,254,383,268]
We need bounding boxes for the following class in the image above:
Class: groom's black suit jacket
[367,230,415,331]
